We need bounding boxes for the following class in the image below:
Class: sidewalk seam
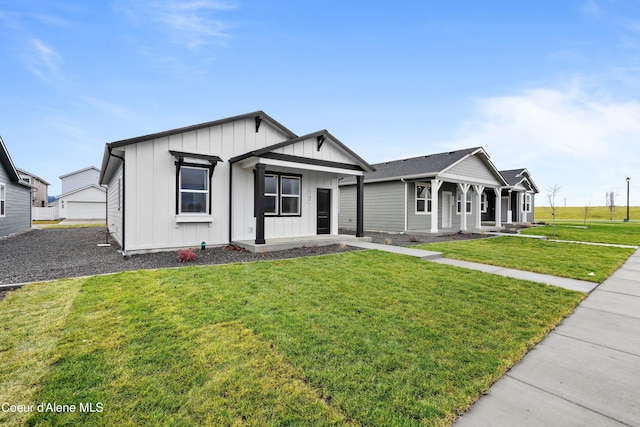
[550,331,640,358]
[504,374,636,427]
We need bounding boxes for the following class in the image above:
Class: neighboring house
[99,111,373,255]
[53,166,106,220]
[0,136,32,237]
[339,147,509,234]
[16,168,50,207]
[495,168,539,223]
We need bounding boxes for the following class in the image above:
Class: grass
[535,205,640,222]
[415,237,634,283]
[0,251,584,426]
[521,222,640,246]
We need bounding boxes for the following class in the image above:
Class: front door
[442,192,452,228]
[317,188,331,235]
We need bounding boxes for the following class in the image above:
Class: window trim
[522,193,532,213]
[264,173,279,215]
[178,165,210,215]
[261,172,303,218]
[0,182,5,217]
[480,192,488,214]
[415,182,432,214]
[456,190,472,214]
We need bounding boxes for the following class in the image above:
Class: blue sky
[1,0,639,206]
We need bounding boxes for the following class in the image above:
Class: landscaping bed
[0,227,488,287]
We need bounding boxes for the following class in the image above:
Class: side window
[264,174,279,215]
[0,183,5,217]
[481,193,488,213]
[416,184,431,213]
[179,166,209,214]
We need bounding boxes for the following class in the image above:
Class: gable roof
[57,183,106,199]
[60,166,100,180]
[229,129,375,173]
[342,147,506,186]
[500,168,540,193]
[0,136,30,186]
[16,168,51,185]
[105,111,298,150]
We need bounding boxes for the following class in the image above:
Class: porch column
[430,179,443,233]
[506,190,513,224]
[493,188,502,228]
[473,185,484,230]
[356,174,364,237]
[516,192,522,223]
[457,183,470,231]
[254,163,266,245]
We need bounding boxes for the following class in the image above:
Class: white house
[54,166,106,220]
[99,111,373,254]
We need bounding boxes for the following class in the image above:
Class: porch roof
[500,168,540,193]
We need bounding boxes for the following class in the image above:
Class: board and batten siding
[0,165,31,237]
[106,164,123,247]
[339,180,405,232]
[121,117,294,253]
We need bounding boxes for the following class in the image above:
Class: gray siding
[339,181,405,232]
[0,166,31,237]
[447,155,498,182]
[407,181,431,231]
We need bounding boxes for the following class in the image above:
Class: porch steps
[347,241,443,260]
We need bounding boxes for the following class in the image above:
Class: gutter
[107,146,126,255]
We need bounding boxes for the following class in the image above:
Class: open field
[415,237,635,283]
[521,221,640,246]
[0,251,584,426]
[534,206,640,222]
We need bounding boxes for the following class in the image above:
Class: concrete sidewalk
[455,248,640,426]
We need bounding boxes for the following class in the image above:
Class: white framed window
[0,183,5,217]
[457,190,472,214]
[481,193,488,213]
[280,175,301,215]
[179,166,209,214]
[522,193,532,213]
[264,174,279,215]
[416,183,431,214]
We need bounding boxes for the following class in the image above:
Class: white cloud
[24,38,62,80]
[116,0,237,50]
[446,83,640,205]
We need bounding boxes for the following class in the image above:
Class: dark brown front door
[317,188,331,235]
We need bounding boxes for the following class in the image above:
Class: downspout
[228,162,233,244]
[107,146,126,254]
[401,178,408,232]
[101,184,109,245]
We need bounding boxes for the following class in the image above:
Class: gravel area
[0,227,489,299]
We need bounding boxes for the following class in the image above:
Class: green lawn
[415,237,634,283]
[0,251,584,427]
[535,206,640,222]
[520,222,640,246]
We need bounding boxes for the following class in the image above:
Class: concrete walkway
[454,248,640,426]
[347,241,640,426]
[347,241,597,292]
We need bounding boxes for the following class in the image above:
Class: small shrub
[384,237,393,245]
[177,248,197,262]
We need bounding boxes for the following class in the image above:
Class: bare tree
[582,201,592,226]
[547,184,561,238]
[606,190,616,221]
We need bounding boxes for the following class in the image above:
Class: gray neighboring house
[16,168,50,207]
[0,136,32,237]
[495,168,539,223]
[339,147,509,234]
